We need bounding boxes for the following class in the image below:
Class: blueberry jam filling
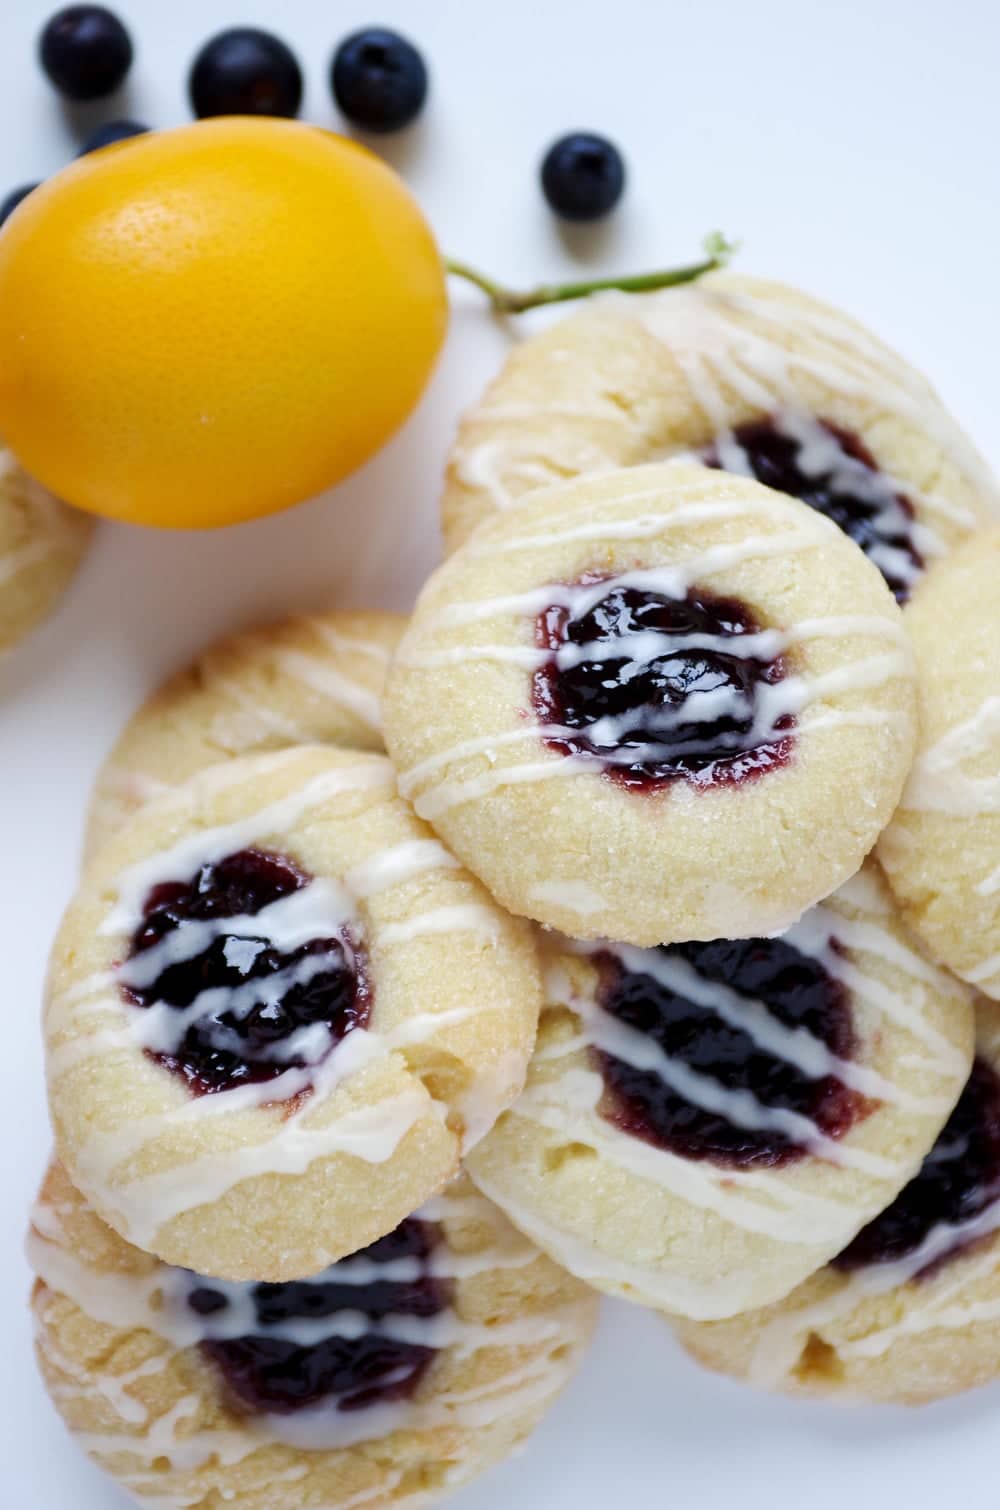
[122,847,369,1096]
[533,581,794,791]
[702,411,923,603]
[185,1217,451,1415]
[834,1057,1000,1278]
[593,937,864,1168]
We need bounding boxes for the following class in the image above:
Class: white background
[2,0,1000,1504]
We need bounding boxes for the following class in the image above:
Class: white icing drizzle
[267,648,383,731]
[529,880,608,916]
[205,671,319,748]
[28,1184,589,1482]
[402,476,914,824]
[742,1195,1000,1386]
[309,621,396,664]
[563,986,898,1178]
[898,696,1000,817]
[464,489,790,553]
[50,759,523,1252]
[569,942,950,1117]
[378,904,502,947]
[451,279,999,555]
[398,582,909,821]
[471,890,967,1317]
[343,839,461,899]
[95,617,399,840]
[714,409,935,591]
[118,877,355,992]
[882,689,1000,1010]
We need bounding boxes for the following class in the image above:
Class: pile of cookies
[27,274,1000,1510]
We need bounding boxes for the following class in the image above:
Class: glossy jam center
[594,936,862,1168]
[186,1217,450,1415]
[703,412,923,603]
[533,581,794,791]
[123,847,369,1096]
[834,1057,1000,1276]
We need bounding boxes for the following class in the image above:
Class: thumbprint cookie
[442,271,998,593]
[879,530,1000,1000]
[46,746,541,1281]
[386,463,916,945]
[84,609,406,860]
[466,865,973,1319]
[29,1163,597,1510]
[0,441,93,655]
[671,999,1000,1403]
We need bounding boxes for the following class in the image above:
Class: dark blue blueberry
[540,132,626,221]
[189,28,303,120]
[78,118,149,155]
[0,184,41,228]
[331,28,428,134]
[39,6,133,102]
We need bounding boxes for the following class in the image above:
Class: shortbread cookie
[878,530,1000,999]
[85,609,406,860]
[443,272,998,593]
[46,746,541,1280]
[467,865,974,1319]
[671,1000,1000,1403]
[0,442,93,654]
[387,463,916,945]
[30,1163,598,1510]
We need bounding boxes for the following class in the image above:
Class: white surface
[3,0,1000,1504]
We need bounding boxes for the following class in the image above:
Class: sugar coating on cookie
[46,746,542,1280]
[29,1163,597,1510]
[442,272,999,587]
[0,443,93,654]
[466,864,974,1320]
[878,529,1000,1000]
[387,462,917,945]
[85,609,407,860]
[670,999,1000,1403]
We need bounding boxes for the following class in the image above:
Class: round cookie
[442,271,999,591]
[386,462,916,945]
[46,745,542,1281]
[85,609,407,861]
[670,999,1000,1404]
[0,441,93,654]
[878,529,1000,999]
[466,864,974,1320]
[29,1162,598,1510]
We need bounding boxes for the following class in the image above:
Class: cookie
[46,745,542,1280]
[0,442,93,654]
[85,609,406,861]
[466,864,974,1320]
[878,530,1000,999]
[670,999,1000,1404]
[29,1162,598,1510]
[386,462,916,945]
[442,272,998,594]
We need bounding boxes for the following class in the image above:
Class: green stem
[445,231,737,315]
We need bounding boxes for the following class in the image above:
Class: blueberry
[331,28,428,134]
[540,132,626,222]
[78,118,149,155]
[38,6,133,102]
[0,184,41,228]
[189,28,303,119]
